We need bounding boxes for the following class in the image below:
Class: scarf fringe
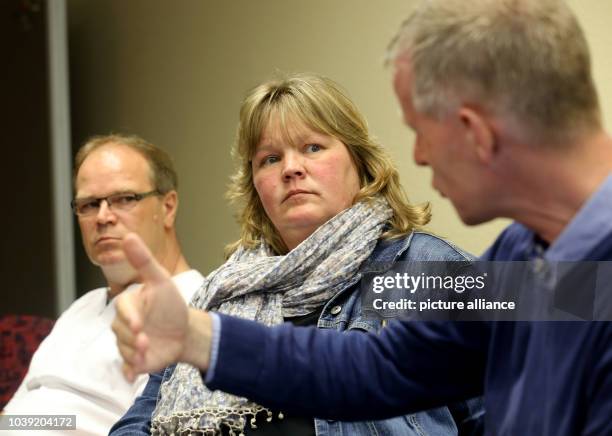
[151,405,283,436]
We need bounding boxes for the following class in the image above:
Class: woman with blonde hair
[111,73,478,435]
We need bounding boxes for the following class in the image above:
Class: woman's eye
[261,155,280,166]
[305,144,322,153]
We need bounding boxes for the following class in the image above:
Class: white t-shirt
[3,269,204,436]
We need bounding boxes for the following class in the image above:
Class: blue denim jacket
[110,232,482,436]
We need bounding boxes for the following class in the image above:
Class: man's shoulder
[172,269,205,302]
[60,287,108,316]
[36,287,107,343]
[481,223,533,261]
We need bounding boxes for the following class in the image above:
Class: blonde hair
[226,73,430,255]
[387,0,601,144]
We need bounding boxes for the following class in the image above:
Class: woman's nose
[282,153,306,180]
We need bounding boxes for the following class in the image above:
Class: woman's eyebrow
[253,143,276,153]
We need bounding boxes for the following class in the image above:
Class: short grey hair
[388,0,600,144]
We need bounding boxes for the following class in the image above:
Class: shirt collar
[545,173,612,261]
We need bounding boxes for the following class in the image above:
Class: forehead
[75,143,152,196]
[256,112,324,149]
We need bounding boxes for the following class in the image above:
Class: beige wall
[569,0,612,128]
[68,0,612,278]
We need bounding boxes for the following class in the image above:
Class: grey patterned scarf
[151,197,392,435]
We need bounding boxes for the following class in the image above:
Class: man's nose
[282,152,306,180]
[96,200,118,224]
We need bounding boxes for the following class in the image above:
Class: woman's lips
[284,189,312,202]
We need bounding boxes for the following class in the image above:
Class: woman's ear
[162,190,179,229]
[458,107,497,164]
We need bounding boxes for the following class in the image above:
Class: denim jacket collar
[358,232,415,274]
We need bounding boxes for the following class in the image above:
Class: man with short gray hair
[113,1,612,434]
[4,134,203,435]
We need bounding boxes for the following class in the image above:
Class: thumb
[122,233,170,285]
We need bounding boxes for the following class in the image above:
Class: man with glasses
[3,134,203,435]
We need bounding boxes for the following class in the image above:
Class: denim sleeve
[109,370,164,435]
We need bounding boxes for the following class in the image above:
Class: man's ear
[459,107,497,164]
[162,191,178,229]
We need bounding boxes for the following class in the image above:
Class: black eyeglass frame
[71,190,162,216]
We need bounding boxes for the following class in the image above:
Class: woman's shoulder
[401,231,475,262]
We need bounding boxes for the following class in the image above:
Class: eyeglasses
[71,190,161,216]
